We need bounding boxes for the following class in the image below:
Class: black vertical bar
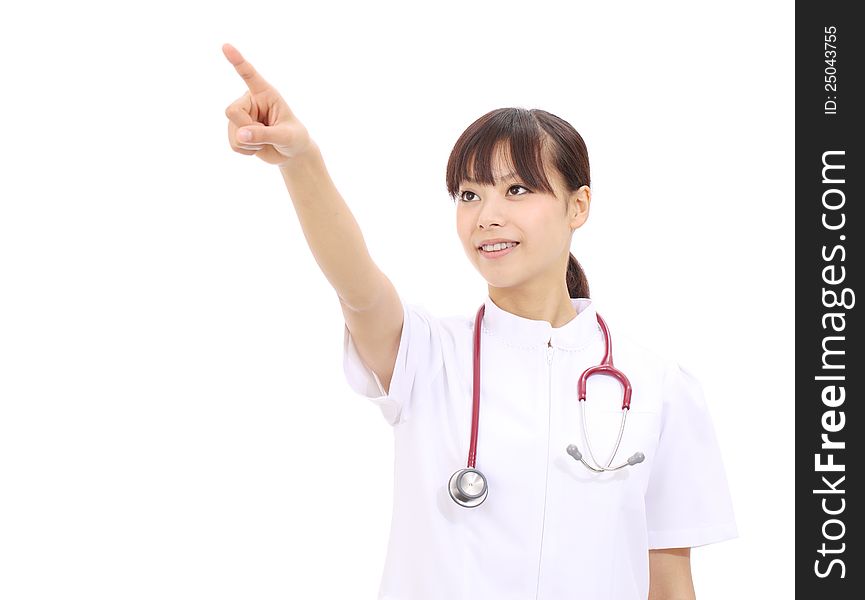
[797,1,863,596]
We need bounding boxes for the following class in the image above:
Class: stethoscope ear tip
[627,452,645,465]
[566,444,582,461]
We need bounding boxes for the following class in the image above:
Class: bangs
[445,109,557,201]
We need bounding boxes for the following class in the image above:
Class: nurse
[223,43,738,600]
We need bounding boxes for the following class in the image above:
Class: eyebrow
[463,172,519,185]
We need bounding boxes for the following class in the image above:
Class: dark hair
[445,108,591,299]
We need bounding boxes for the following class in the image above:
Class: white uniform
[343,295,737,600]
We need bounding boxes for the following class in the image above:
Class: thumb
[237,124,286,145]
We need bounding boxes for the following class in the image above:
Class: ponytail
[566,253,590,299]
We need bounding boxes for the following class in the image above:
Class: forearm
[278,141,383,311]
[648,548,696,600]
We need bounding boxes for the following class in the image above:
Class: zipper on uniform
[536,340,554,598]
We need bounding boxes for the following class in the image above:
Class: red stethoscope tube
[577,308,632,409]
[467,304,484,469]
[465,303,631,469]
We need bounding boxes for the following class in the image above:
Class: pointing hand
[222,43,314,166]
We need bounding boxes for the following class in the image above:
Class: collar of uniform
[480,295,601,350]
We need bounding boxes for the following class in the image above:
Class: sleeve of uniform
[342,296,443,426]
[644,361,739,549]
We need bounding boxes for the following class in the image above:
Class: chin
[479,273,522,288]
[472,255,528,286]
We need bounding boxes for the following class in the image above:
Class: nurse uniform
[343,295,738,600]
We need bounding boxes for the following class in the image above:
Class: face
[455,146,590,293]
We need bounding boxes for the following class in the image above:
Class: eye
[508,184,530,196]
[457,185,530,203]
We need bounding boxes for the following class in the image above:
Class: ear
[568,185,591,231]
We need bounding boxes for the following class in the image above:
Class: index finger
[222,43,271,95]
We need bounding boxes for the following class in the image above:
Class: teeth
[481,242,517,252]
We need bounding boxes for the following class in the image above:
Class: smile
[478,243,519,259]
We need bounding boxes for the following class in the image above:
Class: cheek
[456,219,475,250]
[531,215,570,247]
[456,233,475,258]
[522,226,554,252]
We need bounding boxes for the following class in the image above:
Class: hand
[222,43,314,166]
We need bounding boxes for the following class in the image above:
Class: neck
[488,285,577,328]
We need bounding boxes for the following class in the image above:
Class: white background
[0,0,793,598]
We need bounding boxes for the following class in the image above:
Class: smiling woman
[446,108,592,307]
[445,108,591,318]
[344,106,735,599]
[220,48,737,598]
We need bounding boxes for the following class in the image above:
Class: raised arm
[222,43,404,393]
[278,144,404,394]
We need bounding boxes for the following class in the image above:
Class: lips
[478,242,519,259]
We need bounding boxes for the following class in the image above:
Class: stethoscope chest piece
[448,468,488,508]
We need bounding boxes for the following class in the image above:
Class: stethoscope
[448,303,646,508]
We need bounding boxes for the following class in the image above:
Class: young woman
[223,42,737,600]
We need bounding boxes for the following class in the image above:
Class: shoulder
[604,320,695,414]
[611,326,675,379]
[400,299,475,344]
[612,325,713,421]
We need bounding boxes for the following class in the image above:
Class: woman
[223,42,737,600]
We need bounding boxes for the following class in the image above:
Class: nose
[476,194,507,230]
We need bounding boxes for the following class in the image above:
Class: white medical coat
[343,295,737,600]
